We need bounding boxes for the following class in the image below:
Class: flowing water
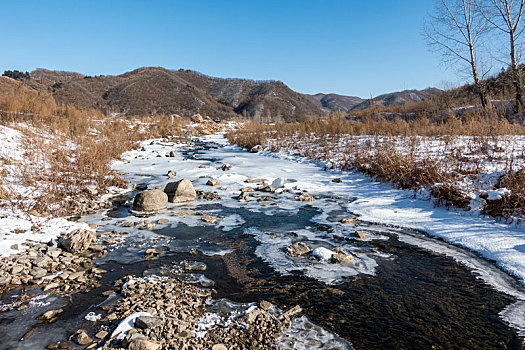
[1,137,525,349]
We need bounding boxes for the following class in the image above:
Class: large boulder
[164,179,196,203]
[59,229,95,254]
[133,189,168,212]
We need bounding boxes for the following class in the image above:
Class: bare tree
[482,0,524,112]
[425,0,492,108]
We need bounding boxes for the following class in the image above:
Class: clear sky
[1,0,460,98]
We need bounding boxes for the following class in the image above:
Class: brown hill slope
[27,67,323,121]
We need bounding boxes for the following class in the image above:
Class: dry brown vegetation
[0,78,189,216]
[227,113,525,219]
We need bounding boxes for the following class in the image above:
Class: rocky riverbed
[2,134,525,349]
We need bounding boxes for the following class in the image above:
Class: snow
[312,247,335,261]
[111,311,153,340]
[0,124,96,258]
[0,209,94,257]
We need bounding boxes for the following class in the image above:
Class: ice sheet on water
[248,227,379,285]
[279,315,354,349]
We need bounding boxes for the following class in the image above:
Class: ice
[218,214,245,232]
[84,312,102,322]
[279,315,354,349]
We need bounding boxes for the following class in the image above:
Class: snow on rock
[312,247,335,261]
[111,312,153,340]
[0,209,94,257]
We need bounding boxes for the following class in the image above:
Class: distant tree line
[2,70,30,80]
[425,0,524,112]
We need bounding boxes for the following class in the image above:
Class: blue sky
[1,0,459,97]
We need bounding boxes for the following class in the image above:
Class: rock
[134,315,161,329]
[240,187,253,193]
[271,177,285,189]
[285,242,312,257]
[206,179,219,186]
[191,114,204,123]
[10,244,18,250]
[38,308,63,321]
[221,163,232,171]
[245,178,268,184]
[128,339,161,350]
[257,185,275,193]
[259,300,273,310]
[122,221,135,227]
[144,248,163,259]
[331,252,354,264]
[10,265,24,274]
[280,305,302,320]
[73,329,92,345]
[169,151,176,157]
[312,247,335,261]
[59,229,95,254]
[340,217,358,224]
[164,179,196,203]
[43,282,60,291]
[30,267,47,279]
[167,170,177,179]
[157,219,169,225]
[201,216,216,224]
[332,178,342,183]
[249,145,262,153]
[94,330,108,339]
[295,193,314,202]
[122,331,146,348]
[133,189,168,212]
[236,192,251,202]
[355,230,368,239]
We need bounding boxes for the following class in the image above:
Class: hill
[350,88,442,111]
[26,67,323,121]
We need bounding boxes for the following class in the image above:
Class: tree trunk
[510,29,524,112]
[470,43,488,108]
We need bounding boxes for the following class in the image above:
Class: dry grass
[227,113,525,217]
[0,82,189,216]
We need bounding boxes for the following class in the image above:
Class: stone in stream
[164,179,196,203]
[169,151,176,157]
[340,217,358,224]
[295,193,314,202]
[133,188,169,212]
[249,145,263,153]
[94,330,108,339]
[355,230,368,239]
[59,229,95,254]
[221,163,233,171]
[285,242,312,257]
[236,192,251,202]
[38,308,63,321]
[257,185,275,193]
[271,177,285,189]
[331,250,354,264]
[240,186,253,193]
[206,179,219,186]
[167,170,177,179]
[72,329,92,345]
[135,315,162,329]
[332,178,342,183]
[201,216,216,224]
